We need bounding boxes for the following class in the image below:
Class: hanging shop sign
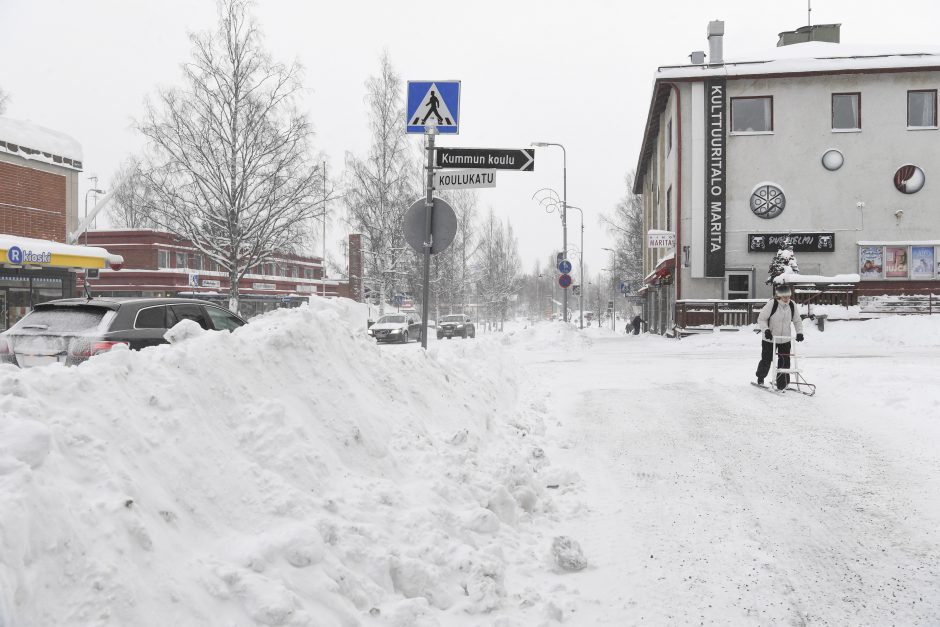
[648,230,676,248]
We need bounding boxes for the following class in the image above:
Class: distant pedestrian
[756,284,804,389]
[630,315,645,335]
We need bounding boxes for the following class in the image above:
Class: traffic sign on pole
[558,259,572,274]
[558,274,572,288]
[406,81,460,134]
[433,169,496,190]
[436,148,534,171]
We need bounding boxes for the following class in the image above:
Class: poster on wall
[885,246,909,278]
[859,246,884,279]
[911,246,935,279]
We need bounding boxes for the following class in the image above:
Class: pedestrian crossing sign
[406,81,460,134]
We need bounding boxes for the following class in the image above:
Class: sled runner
[755,335,816,396]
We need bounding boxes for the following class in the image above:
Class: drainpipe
[665,82,683,336]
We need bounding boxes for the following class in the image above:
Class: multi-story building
[83,229,353,319]
[634,22,940,333]
[0,116,122,330]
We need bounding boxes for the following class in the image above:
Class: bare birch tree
[136,0,326,312]
[476,208,521,330]
[107,156,160,229]
[344,51,417,315]
[600,170,645,290]
[0,87,9,115]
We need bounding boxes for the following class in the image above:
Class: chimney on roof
[707,20,724,65]
[777,23,841,47]
[689,50,706,65]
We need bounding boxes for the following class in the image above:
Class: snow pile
[0,300,565,626]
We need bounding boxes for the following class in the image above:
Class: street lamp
[84,187,105,246]
[601,248,620,331]
[567,205,585,329]
[531,141,567,324]
[536,273,543,321]
[600,266,617,332]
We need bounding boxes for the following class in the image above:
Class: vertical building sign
[705,78,726,277]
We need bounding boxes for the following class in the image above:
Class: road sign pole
[562,152,568,325]
[420,128,436,349]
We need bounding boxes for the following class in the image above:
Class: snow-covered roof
[635,41,940,191]
[775,273,860,284]
[0,116,83,170]
[656,42,940,80]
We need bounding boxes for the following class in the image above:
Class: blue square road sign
[407,81,460,134]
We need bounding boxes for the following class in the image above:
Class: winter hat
[774,284,792,297]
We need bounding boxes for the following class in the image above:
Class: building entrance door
[725,271,752,300]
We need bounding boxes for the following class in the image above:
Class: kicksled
[751,335,816,396]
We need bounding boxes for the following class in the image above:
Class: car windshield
[377,315,406,324]
[12,307,109,334]
[442,315,465,323]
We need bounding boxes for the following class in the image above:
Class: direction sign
[558,274,572,289]
[558,259,572,274]
[433,169,496,190]
[436,148,535,172]
[406,81,460,134]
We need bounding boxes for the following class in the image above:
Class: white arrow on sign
[433,169,497,190]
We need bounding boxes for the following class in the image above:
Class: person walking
[630,314,645,335]
[755,283,804,390]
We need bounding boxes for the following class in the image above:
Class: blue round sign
[558,259,572,274]
[7,246,23,264]
[558,273,572,288]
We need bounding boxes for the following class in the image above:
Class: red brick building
[0,116,121,329]
[83,230,362,319]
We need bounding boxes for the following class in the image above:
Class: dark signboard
[748,233,836,253]
[704,78,726,277]
[436,148,534,171]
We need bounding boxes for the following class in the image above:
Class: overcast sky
[2,0,939,277]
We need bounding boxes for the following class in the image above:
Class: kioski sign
[705,78,726,277]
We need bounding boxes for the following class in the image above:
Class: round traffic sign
[558,259,572,274]
[403,197,458,254]
[558,273,572,288]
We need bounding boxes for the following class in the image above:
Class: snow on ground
[1,302,939,626]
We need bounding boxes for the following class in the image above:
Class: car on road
[0,297,247,368]
[368,313,421,343]
[437,314,475,340]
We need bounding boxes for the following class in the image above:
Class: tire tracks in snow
[531,340,940,625]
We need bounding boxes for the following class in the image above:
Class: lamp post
[83,187,105,246]
[532,141,567,323]
[536,272,543,321]
[601,248,619,331]
[566,205,585,329]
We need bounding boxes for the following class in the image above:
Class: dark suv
[437,314,475,340]
[0,297,247,368]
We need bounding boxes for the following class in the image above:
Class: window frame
[175,251,188,269]
[831,92,861,131]
[730,96,774,134]
[133,305,168,329]
[907,89,938,129]
[157,250,169,269]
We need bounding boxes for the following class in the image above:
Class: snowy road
[519,326,940,625]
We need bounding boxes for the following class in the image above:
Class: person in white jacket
[755,283,804,389]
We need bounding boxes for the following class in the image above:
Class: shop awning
[0,234,123,270]
[644,252,676,284]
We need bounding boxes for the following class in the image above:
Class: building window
[157,250,169,269]
[304,268,313,279]
[666,119,673,155]
[191,254,202,271]
[731,96,773,133]
[908,90,937,128]
[666,186,672,232]
[175,252,187,269]
[832,93,860,130]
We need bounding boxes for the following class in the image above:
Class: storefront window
[32,277,64,308]
[0,276,31,330]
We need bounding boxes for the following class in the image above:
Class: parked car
[0,297,247,368]
[368,313,421,343]
[437,314,475,340]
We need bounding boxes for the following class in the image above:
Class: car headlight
[389,328,401,334]
[456,324,464,328]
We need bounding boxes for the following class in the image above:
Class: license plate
[17,354,65,368]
